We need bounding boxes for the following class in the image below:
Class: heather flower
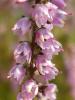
[46,2,58,19]
[42,39,63,60]
[21,80,38,100]
[35,55,58,80]
[35,28,54,49]
[14,42,32,64]
[53,10,67,27]
[44,84,57,100]
[12,17,31,36]
[46,2,67,27]
[42,38,62,52]
[51,0,66,9]
[44,38,62,52]
[38,83,57,100]
[32,2,58,29]
[32,2,67,29]
[32,4,51,28]
[8,64,26,84]
[35,28,62,52]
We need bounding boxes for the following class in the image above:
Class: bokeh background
[0,0,75,100]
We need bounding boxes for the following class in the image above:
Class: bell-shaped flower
[32,4,51,29]
[42,39,63,60]
[35,55,58,80]
[53,9,67,27]
[35,28,54,49]
[14,42,32,64]
[46,2,67,27]
[46,2,58,20]
[12,17,31,36]
[21,80,38,100]
[38,84,57,100]
[8,64,26,84]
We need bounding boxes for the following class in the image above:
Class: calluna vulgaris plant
[8,0,68,100]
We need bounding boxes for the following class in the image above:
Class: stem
[31,25,36,65]
[29,23,36,78]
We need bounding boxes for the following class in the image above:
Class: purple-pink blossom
[8,64,26,84]
[17,80,38,100]
[35,55,58,80]
[53,9,67,27]
[35,28,54,49]
[14,41,32,64]
[12,17,31,36]
[42,39,63,60]
[38,83,57,100]
[35,28,63,54]
[32,4,50,28]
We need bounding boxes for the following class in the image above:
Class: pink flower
[14,42,32,64]
[46,2,67,27]
[35,55,58,80]
[53,10,67,27]
[32,2,58,29]
[8,64,26,84]
[35,28,54,49]
[12,17,31,36]
[38,83,57,100]
[42,38,62,51]
[32,2,67,29]
[42,39,63,60]
[32,4,51,28]
[21,80,38,100]
[46,2,58,20]
[35,28,62,54]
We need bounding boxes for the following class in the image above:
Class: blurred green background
[0,0,75,100]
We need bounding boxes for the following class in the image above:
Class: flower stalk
[8,0,68,100]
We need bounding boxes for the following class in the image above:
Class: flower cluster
[8,0,67,100]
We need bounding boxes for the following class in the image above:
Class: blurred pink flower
[12,17,32,36]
